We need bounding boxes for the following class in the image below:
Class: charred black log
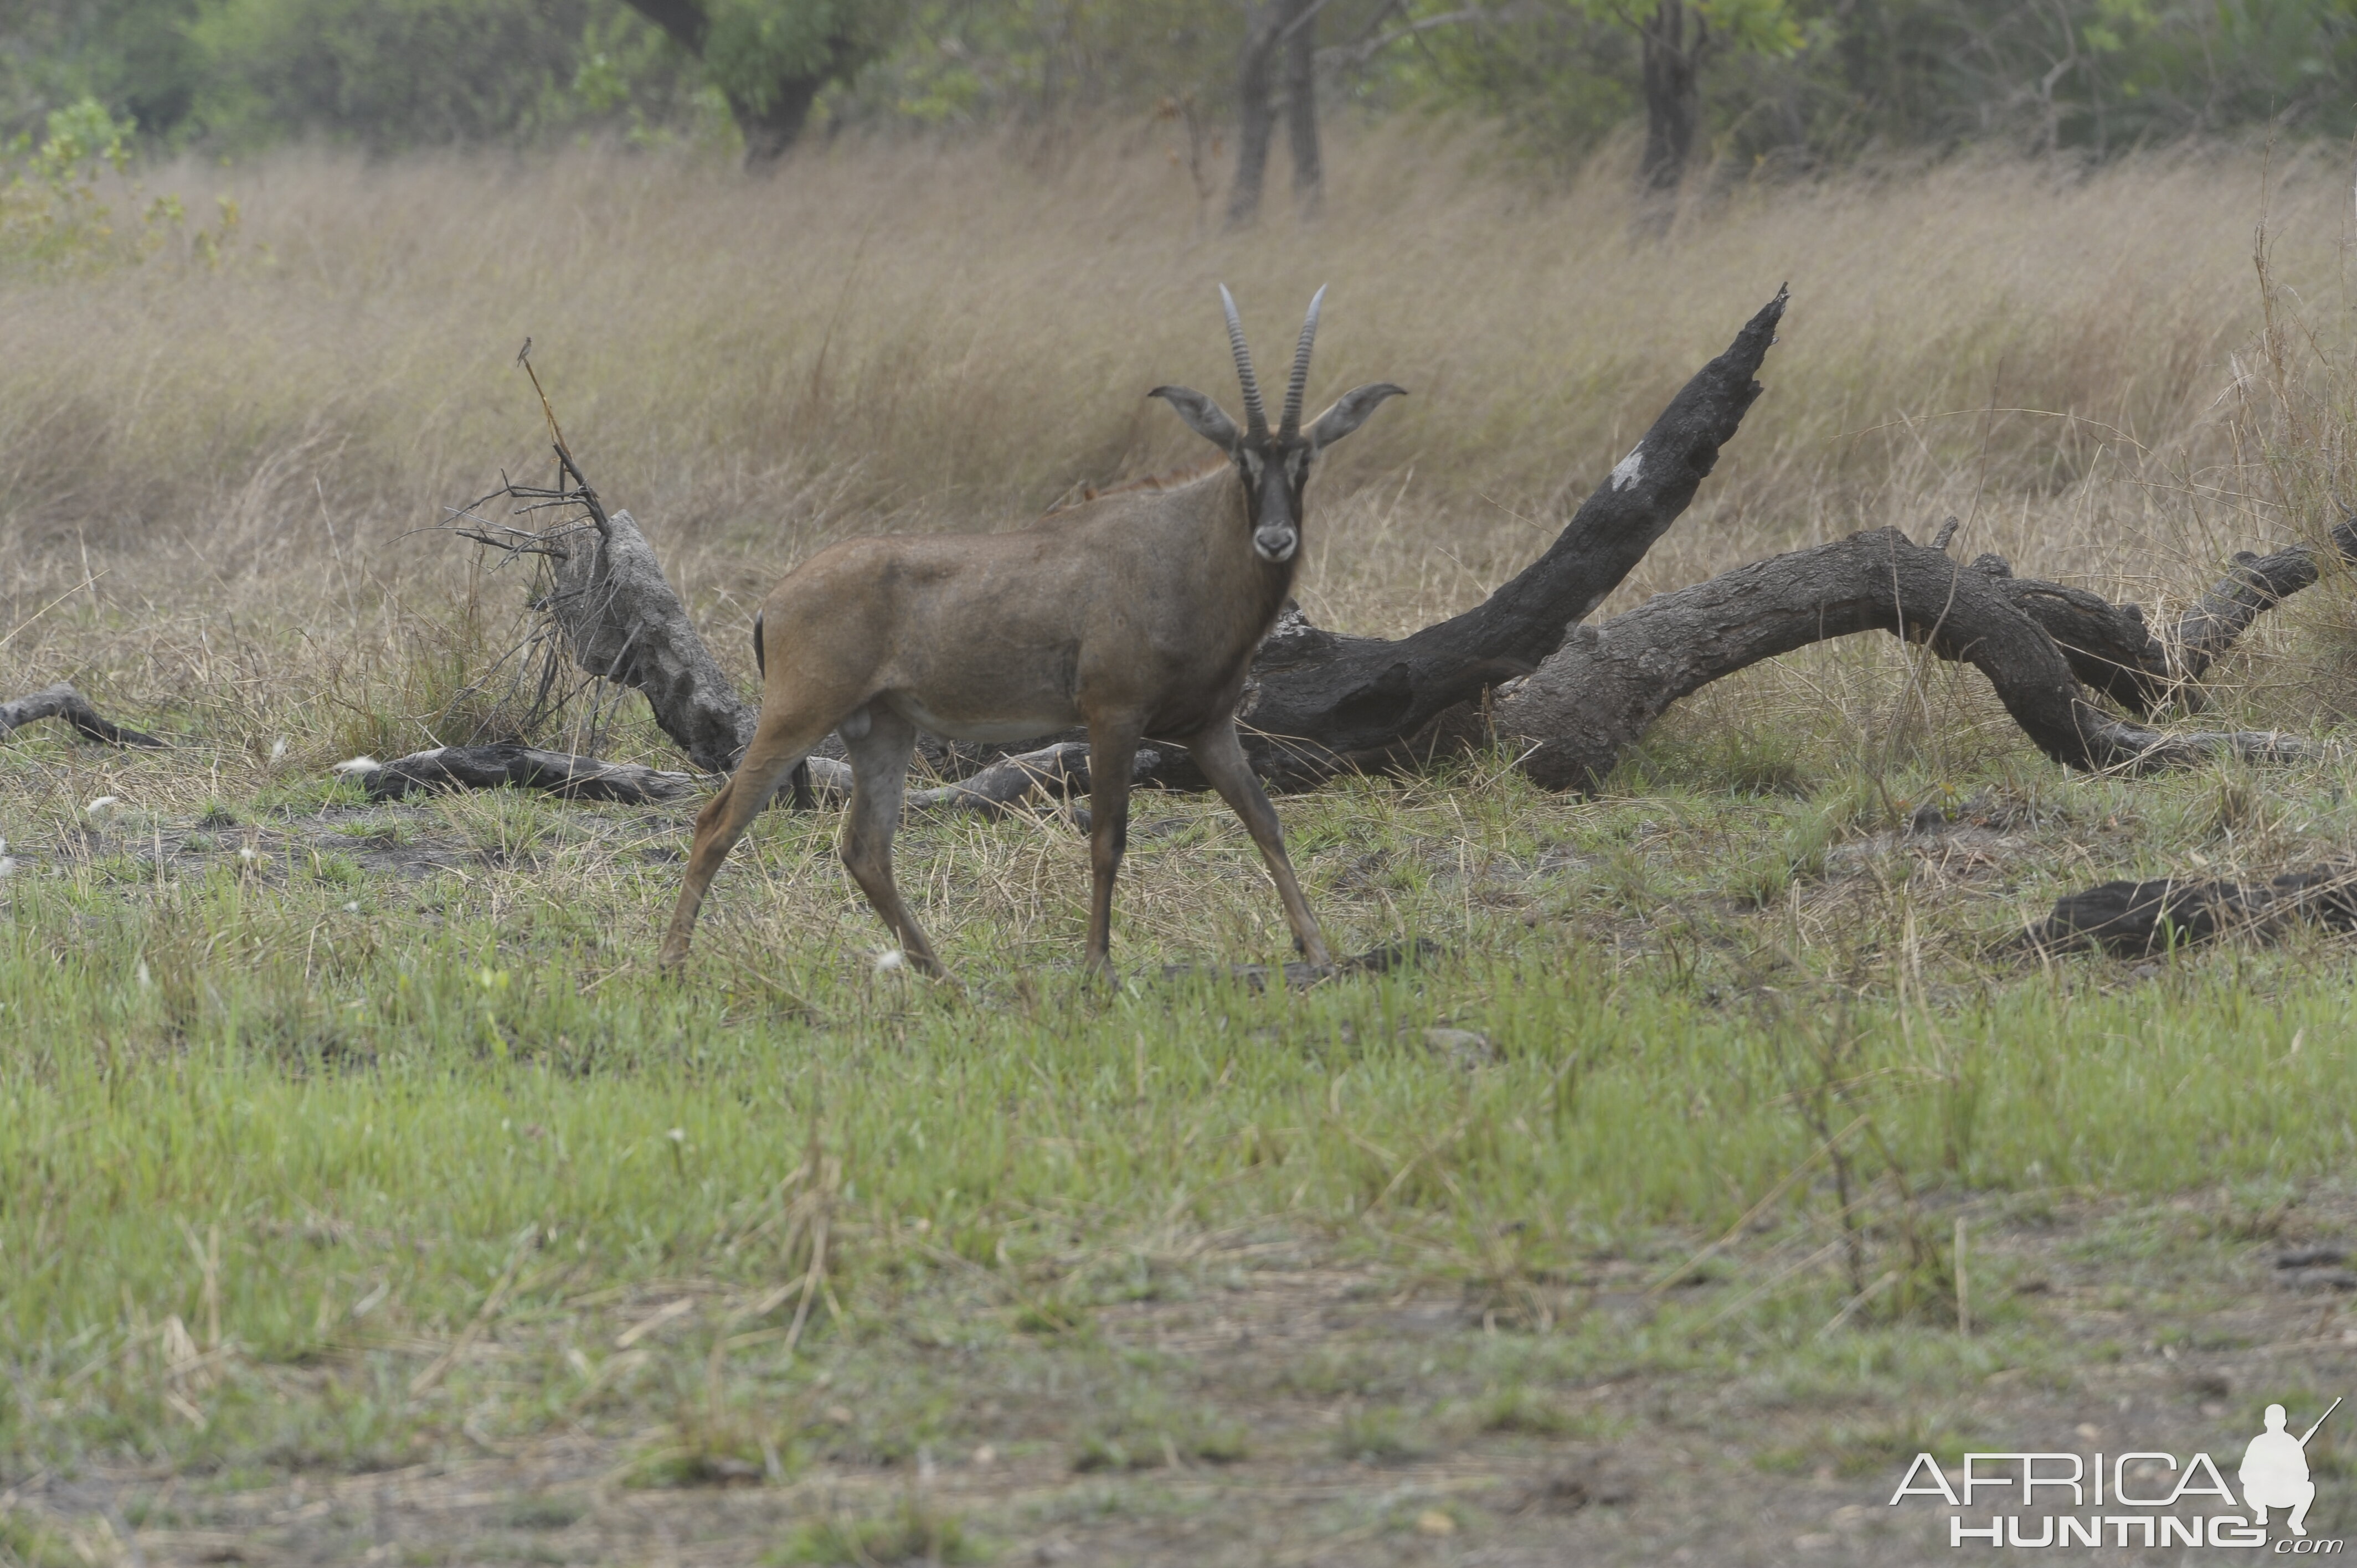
[1494,527,2322,793]
[339,745,698,804]
[1133,287,1790,791]
[0,683,165,749]
[2023,863,2357,957]
[445,295,1780,804]
[435,286,2348,822]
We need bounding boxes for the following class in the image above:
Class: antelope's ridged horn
[1278,283,1326,440]
[1219,284,1268,437]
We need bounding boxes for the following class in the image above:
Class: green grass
[8,716,2357,1550]
[770,1497,980,1565]
[8,133,2357,1562]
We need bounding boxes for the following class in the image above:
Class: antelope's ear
[1149,385,1242,452]
[1305,383,1406,452]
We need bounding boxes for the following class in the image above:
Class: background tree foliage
[1,0,2355,168]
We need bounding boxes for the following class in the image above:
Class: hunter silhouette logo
[1888,1397,2346,1549]
[2243,1399,2340,1538]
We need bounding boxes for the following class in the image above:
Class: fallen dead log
[434,292,2338,819]
[339,736,1111,818]
[541,503,756,776]
[334,745,699,804]
[1493,527,2323,792]
[1982,518,2357,716]
[0,683,165,749]
[2021,863,2357,957]
[1149,287,1792,790]
[801,741,1121,820]
[439,295,1787,806]
[451,440,816,808]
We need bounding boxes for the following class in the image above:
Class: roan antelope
[657,286,1404,978]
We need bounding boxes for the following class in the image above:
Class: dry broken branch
[0,683,166,749]
[336,745,698,804]
[1982,519,2357,716]
[2021,863,2357,957]
[802,741,1115,818]
[1493,527,2323,792]
[540,504,758,777]
[438,434,805,806]
[1151,287,1790,790]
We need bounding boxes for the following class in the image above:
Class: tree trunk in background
[725,76,828,164]
[1284,0,1322,216]
[1227,3,1284,228]
[617,0,709,56]
[617,0,835,165]
[1639,0,1704,193]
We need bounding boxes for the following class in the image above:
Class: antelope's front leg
[1080,718,1143,973]
[1185,718,1332,971]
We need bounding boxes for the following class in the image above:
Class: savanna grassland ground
[8,126,2357,1564]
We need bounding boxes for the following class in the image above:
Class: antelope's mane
[1043,455,1226,517]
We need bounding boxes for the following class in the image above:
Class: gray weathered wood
[1493,527,2322,793]
[541,507,756,776]
[1984,518,2357,716]
[339,744,699,804]
[1146,288,1789,790]
[0,683,165,749]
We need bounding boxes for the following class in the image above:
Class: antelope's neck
[1208,482,1301,649]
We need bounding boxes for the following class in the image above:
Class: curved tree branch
[340,745,698,805]
[1979,518,2357,716]
[1493,527,2322,793]
[542,506,756,777]
[0,683,165,749]
[1154,286,1788,790]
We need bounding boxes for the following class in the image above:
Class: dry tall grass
[2,125,2352,757]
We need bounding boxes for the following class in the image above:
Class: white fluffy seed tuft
[874,949,907,973]
[84,795,120,820]
[332,756,382,775]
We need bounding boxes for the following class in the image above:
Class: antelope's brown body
[657,288,1402,980]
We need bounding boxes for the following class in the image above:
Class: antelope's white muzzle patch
[1254,527,1299,563]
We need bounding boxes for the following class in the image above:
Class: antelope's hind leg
[837,704,949,978]
[658,700,837,971]
[1185,719,1333,971]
